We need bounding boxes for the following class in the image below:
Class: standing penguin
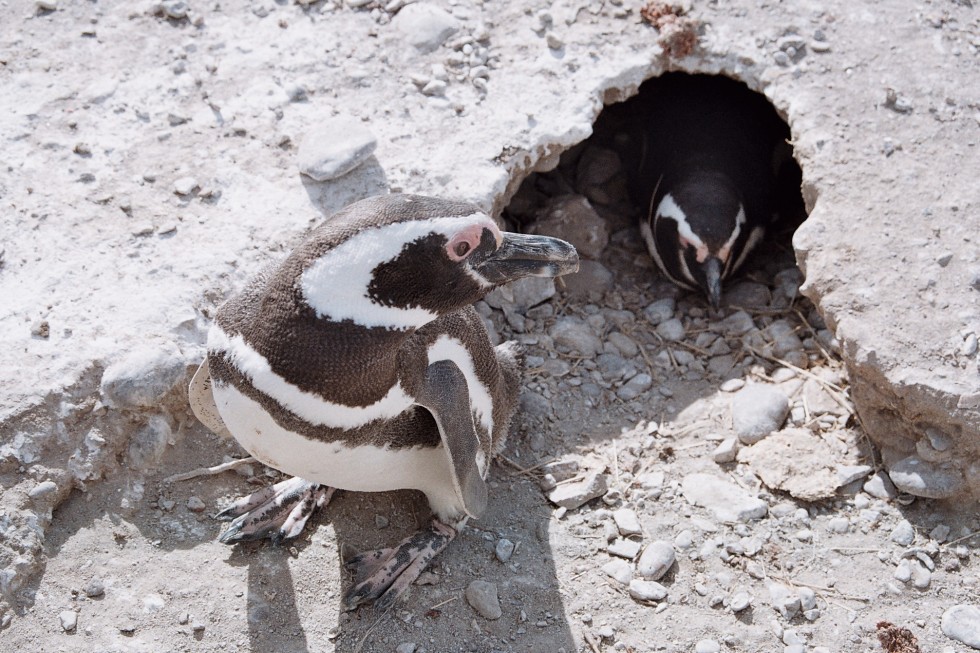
[629,73,790,307]
[190,194,578,610]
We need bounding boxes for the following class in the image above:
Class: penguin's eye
[446,227,483,261]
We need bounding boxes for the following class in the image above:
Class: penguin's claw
[343,520,456,611]
[217,477,334,545]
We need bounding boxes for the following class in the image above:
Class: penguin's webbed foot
[216,476,334,546]
[343,519,456,612]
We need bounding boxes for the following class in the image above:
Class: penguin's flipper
[188,359,232,438]
[216,477,334,545]
[343,519,456,611]
[414,359,489,519]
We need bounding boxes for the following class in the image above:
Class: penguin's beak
[702,256,723,309]
[474,232,579,284]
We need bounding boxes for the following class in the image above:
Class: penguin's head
[298,194,579,330]
[641,171,764,309]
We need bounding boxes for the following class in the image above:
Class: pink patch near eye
[446,225,484,261]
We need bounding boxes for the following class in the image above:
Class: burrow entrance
[488,72,849,455]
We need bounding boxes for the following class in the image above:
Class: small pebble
[601,559,632,586]
[731,385,790,444]
[712,437,738,464]
[465,580,502,620]
[173,176,198,196]
[628,579,667,602]
[396,644,417,653]
[613,508,643,537]
[636,541,675,580]
[59,610,77,632]
[608,539,642,560]
[84,578,105,598]
[695,639,720,653]
[730,592,752,612]
[187,496,206,512]
[495,538,515,563]
[890,519,915,546]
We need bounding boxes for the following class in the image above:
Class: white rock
[798,587,816,611]
[607,538,641,560]
[694,639,720,653]
[767,581,801,619]
[59,610,77,632]
[613,508,642,536]
[730,591,752,612]
[681,473,768,523]
[601,558,632,585]
[392,3,461,53]
[396,643,417,653]
[941,604,980,648]
[465,580,502,620]
[628,579,667,602]
[547,471,607,509]
[636,541,675,580]
[297,118,378,182]
[712,437,738,464]
[173,176,198,195]
[731,385,790,444]
[863,470,899,499]
[890,519,915,546]
[836,464,872,486]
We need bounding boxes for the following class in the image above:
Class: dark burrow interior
[504,71,809,313]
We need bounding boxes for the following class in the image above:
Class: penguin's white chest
[212,382,463,519]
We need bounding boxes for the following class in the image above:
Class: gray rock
[100,343,187,409]
[392,3,460,53]
[616,373,652,401]
[628,579,667,602]
[888,455,964,498]
[682,473,768,523]
[941,604,980,648]
[613,508,642,536]
[731,385,790,444]
[576,147,622,188]
[297,118,377,182]
[495,538,515,563]
[890,519,915,546]
[396,644,417,653]
[186,496,206,512]
[636,541,675,580]
[549,316,602,357]
[656,317,685,342]
[643,298,675,326]
[894,558,912,582]
[607,332,639,358]
[506,276,556,310]
[59,610,77,632]
[530,195,609,259]
[547,472,607,509]
[559,259,614,298]
[128,415,173,469]
[768,581,801,619]
[84,578,105,598]
[601,558,632,585]
[465,580,502,620]
[723,281,770,308]
[608,538,641,559]
[161,0,188,19]
[863,470,899,499]
[714,310,755,336]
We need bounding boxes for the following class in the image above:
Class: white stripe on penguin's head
[300,213,498,330]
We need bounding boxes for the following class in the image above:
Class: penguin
[190,193,579,611]
[628,73,790,308]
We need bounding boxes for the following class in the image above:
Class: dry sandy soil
[1,0,979,652]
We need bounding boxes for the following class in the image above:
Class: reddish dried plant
[876,621,922,653]
[640,1,699,58]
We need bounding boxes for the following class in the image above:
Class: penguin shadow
[299,156,389,220]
